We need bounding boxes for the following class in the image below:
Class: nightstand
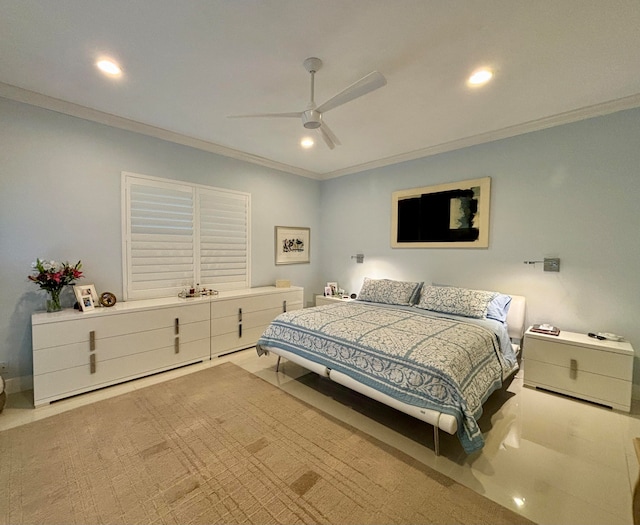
[523,327,634,411]
[315,295,354,306]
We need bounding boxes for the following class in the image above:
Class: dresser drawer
[34,320,210,375]
[211,290,302,318]
[211,305,303,335]
[32,303,210,350]
[34,339,210,405]
[212,326,269,356]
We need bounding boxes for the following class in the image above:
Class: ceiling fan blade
[227,112,302,119]
[320,121,341,147]
[316,71,386,114]
[317,127,335,150]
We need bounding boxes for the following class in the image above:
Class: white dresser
[523,327,634,411]
[32,286,303,406]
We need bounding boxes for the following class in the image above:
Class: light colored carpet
[0,362,534,524]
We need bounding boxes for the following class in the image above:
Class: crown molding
[320,92,640,180]
[0,82,321,180]
[3,82,639,182]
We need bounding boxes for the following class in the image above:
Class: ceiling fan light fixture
[302,109,322,129]
[96,58,122,77]
[300,137,315,148]
[468,68,493,86]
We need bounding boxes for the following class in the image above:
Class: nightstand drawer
[524,359,632,410]
[525,337,633,381]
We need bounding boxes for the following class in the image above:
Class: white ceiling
[2,1,640,179]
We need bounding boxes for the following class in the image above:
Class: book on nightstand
[530,324,561,336]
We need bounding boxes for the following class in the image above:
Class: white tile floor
[2,349,638,525]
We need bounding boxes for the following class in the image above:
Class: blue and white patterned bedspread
[257,302,515,453]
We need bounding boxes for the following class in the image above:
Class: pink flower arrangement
[28,258,83,293]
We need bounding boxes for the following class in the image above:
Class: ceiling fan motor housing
[302,109,322,129]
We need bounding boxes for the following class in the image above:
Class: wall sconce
[351,253,364,263]
[524,258,560,272]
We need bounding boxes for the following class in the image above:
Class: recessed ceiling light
[300,137,314,149]
[96,59,122,77]
[468,68,493,86]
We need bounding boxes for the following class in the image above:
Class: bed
[256,280,526,455]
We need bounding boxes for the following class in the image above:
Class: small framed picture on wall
[275,226,310,265]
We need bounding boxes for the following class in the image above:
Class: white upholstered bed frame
[266,295,526,456]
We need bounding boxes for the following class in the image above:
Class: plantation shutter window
[199,189,249,290]
[123,172,250,300]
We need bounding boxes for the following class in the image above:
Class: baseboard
[4,374,33,395]
[5,373,640,403]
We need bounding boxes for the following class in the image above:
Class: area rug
[0,363,534,524]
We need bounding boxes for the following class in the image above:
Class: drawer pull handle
[89,331,96,351]
[238,308,243,322]
[175,337,180,354]
[283,300,287,312]
[175,318,179,335]
[570,359,578,379]
[239,323,242,338]
[90,353,96,374]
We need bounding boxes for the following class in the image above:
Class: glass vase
[46,289,62,312]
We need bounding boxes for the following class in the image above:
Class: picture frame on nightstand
[326,281,338,295]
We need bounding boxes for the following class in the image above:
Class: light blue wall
[319,108,640,382]
[2,97,640,391]
[0,98,322,382]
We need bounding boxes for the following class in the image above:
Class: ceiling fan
[228,57,386,149]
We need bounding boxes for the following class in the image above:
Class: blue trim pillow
[486,293,512,323]
[358,278,423,306]
[415,285,498,319]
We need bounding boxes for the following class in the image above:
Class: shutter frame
[122,172,250,300]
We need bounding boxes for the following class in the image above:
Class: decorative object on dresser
[99,291,117,307]
[258,280,526,455]
[523,327,634,411]
[73,284,98,312]
[28,258,83,312]
[274,226,310,265]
